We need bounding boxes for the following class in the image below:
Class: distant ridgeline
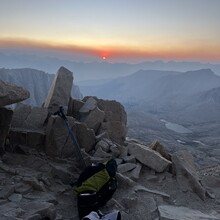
[80,68,220,123]
[0,68,83,106]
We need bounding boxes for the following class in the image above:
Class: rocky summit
[0,66,220,220]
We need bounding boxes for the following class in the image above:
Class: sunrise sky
[0,0,220,63]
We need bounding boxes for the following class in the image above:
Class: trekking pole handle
[54,106,67,120]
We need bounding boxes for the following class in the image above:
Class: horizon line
[0,37,220,64]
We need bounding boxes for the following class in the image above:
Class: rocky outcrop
[0,80,30,107]
[172,150,206,200]
[0,81,29,155]
[99,121,127,145]
[67,98,84,119]
[45,116,76,158]
[97,99,127,145]
[79,97,105,133]
[158,205,220,220]
[0,107,13,154]
[11,103,48,131]
[44,66,73,114]
[74,121,96,153]
[128,142,171,173]
[150,140,172,161]
[9,103,48,151]
[68,96,127,145]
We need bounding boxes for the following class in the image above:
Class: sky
[0,0,220,63]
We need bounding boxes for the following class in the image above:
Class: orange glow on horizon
[0,37,219,63]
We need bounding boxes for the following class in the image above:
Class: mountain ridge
[1,52,220,81]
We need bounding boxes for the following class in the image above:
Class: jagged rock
[23,177,46,192]
[121,195,158,220]
[23,192,57,205]
[74,121,96,152]
[45,116,75,158]
[135,185,170,198]
[96,132,109,141]
[0,186,14,199]
[158,205,220,220]
[22,201,56,219]
[172,150,206,200]
[14,183,32,195]
[102,138,114,146]
[95,140,110,152]
[0,160,16,174]
[128,142,172,173]
[67,98,84,119]
[79,96,97,114]
[11,104,48,131]
[117,163,136,173]
[95,99,127,145]
[123,155,136,164]
[93,147,112,159]
[201,175,220,198]
[115,158,123,165]
[100,121,127,145]
[43,66,73,114]
[90,156,108,164]
[0,199,7,205]
[9,129,45,150]
[72,83,83,100]
[116,173,136,188]
[0,107,13,154]
[0,202,24,219]
[97,99,127,125]
[8,193,22,202]
[11,103,31,128]
[46,115,95,158]
[81,107,105,133]
[110,144,121,158]
[130,162,142,180]
[121,196,138,209]
[51,164,77,184]
[118,145,128,158]
[150,140,171,161]
[0,80,30,106]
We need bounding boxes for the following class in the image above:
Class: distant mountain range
[0,68,82,106]
[80,69,220,123]
[0,52,220,81]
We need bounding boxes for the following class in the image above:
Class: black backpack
[75,159,118,219]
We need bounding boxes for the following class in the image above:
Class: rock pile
[0,66,220,219]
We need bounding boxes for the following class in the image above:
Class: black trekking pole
[54,106,86,169]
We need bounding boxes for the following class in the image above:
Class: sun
[102,56,107,60]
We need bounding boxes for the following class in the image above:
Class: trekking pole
[54,106,86,169]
